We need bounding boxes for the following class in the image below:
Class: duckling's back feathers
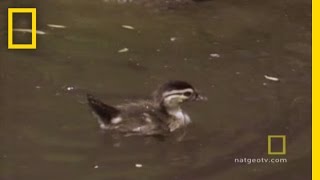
[87,94,120,124]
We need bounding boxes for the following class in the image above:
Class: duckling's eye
[183,92,192,97]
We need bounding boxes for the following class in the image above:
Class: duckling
[87,80,207,136]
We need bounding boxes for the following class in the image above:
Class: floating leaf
[122,25,135,30]
[210,53,221,58]
[264,75,280,82]
[170,37,176,42]
[13,28,46,35]
[47,24,67,29]
[118,48,129,53]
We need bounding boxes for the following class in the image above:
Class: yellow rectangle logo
[268,135,286,155]
[8,8,37,49]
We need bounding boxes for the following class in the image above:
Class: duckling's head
[153,80,207,108]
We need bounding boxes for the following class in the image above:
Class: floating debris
[13,28,46,35]
[210,53,221,58]
[65,86,75,91]
[47,24,67,29]
[103,0,132,4]
[118,48,129,53]
[135,163,143,168]
[170,37,176,42]
[122,25,135,30]
[35,85,41,89]
[94,165,99,169]
[264,75,280,82]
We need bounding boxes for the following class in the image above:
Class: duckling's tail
[87,94,120,125]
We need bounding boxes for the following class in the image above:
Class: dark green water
[0,0,311,179]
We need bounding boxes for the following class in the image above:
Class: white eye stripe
[162,88,194,97]
[163,95,188,106]
[164,94,185,101]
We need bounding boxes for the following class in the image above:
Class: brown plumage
[87,80,207,136]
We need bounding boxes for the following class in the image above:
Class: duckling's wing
[87,94,120,124]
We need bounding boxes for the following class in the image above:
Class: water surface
[0,0,311,179]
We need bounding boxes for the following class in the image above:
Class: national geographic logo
[7,8,37,49]
[234,135,287,164]
[268,135,287,155]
